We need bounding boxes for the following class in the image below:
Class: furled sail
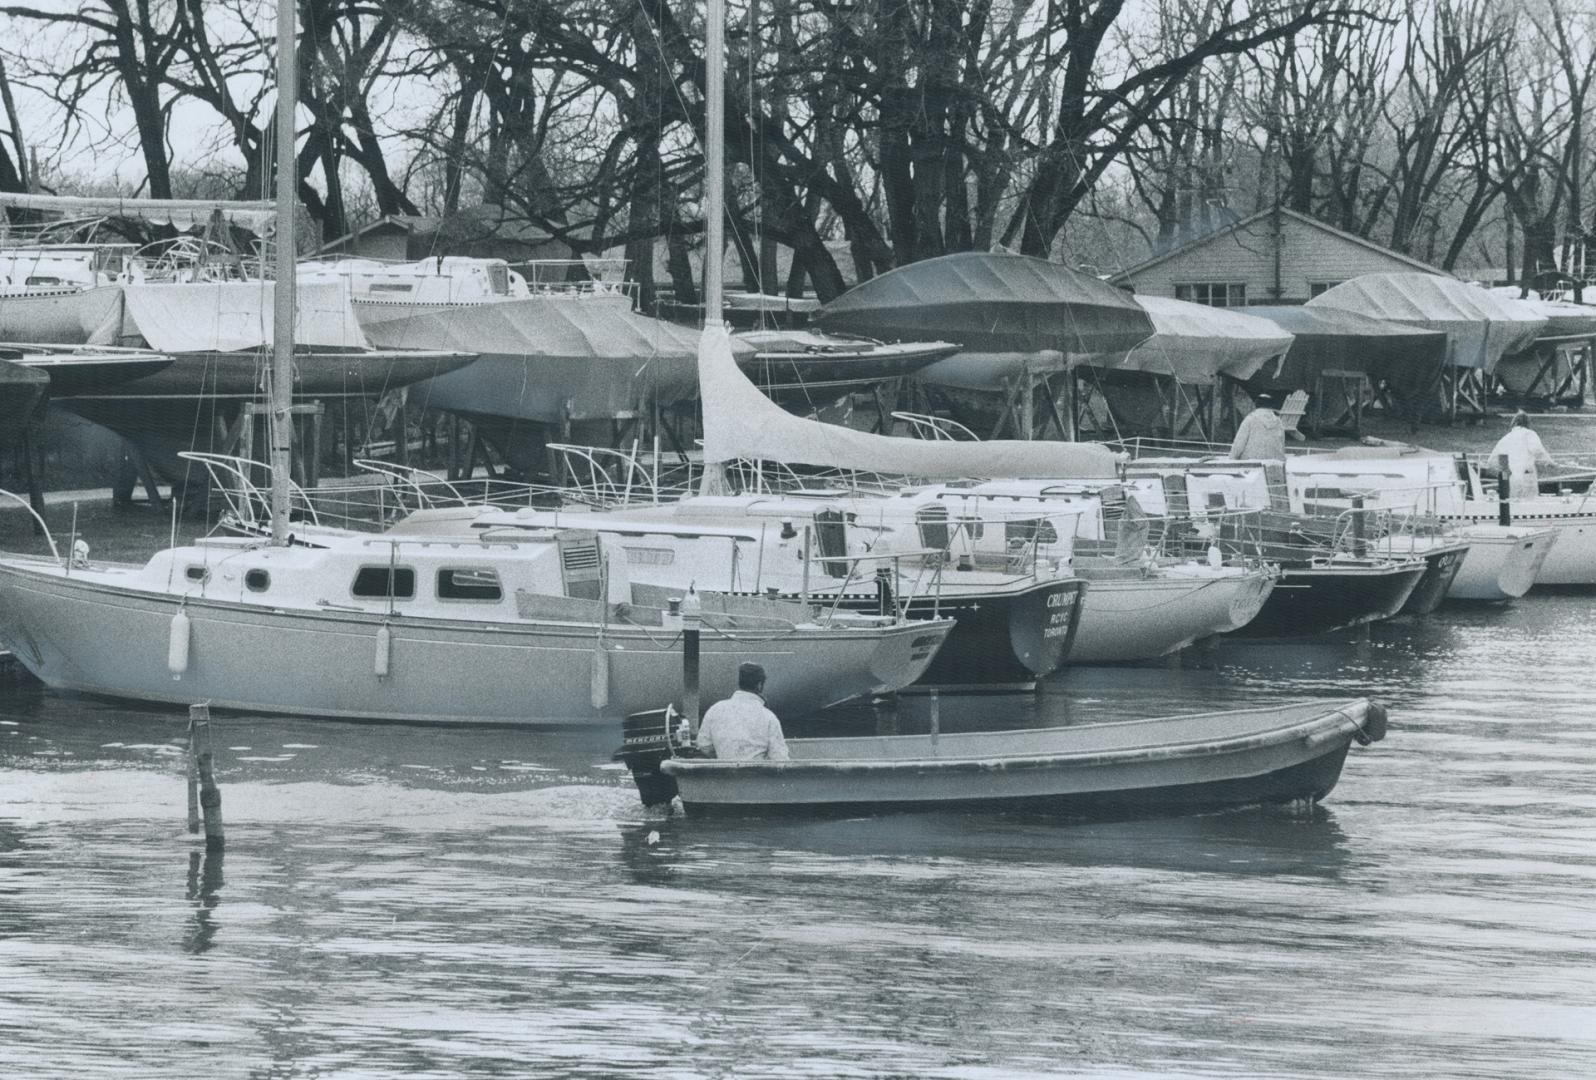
[698,323,1117,479]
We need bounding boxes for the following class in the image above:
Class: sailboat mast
[703,0,725,327]
[269,0,298,545]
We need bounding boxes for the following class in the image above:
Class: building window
[1308,281,1343,297]
[352,566,415,599]
[1175,282,1247,307]
[436,568,502,602]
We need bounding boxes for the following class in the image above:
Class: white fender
[375,624,392,678]
[168,609,191,677]
[590,645,610,710]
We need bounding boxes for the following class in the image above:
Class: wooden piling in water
[1497,453,1512,526]
[682,601,702,740]
[188,703,224,850]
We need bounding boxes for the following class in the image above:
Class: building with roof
[1109,206,1451,306]
[319,204,573,266]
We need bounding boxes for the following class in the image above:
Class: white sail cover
[1123,295,1295,384]
[88,282,370,352]
[1308,274,1547,373]
[699,324,1117,478]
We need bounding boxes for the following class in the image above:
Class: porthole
[245,569,270,592]
[185,565,210,583]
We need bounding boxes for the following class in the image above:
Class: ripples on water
[3,596,1595,1078]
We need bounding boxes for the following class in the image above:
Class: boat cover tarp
[1484,290,1596,343]
[699,323,1117,479]
[87,282,370,352]
[372,294,742,422]
[1306,274,1546,373]
[812,252,1155,372]
[1243,305,1448,403]
[1122,295,1294,384]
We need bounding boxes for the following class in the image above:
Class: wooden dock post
[1497,453,1512,526]
[1350,495,1367,558]
[928,689,940,747]
[188,703,224,850]
[185,706,201,834]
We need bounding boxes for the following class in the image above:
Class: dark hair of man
[737,662,766,693]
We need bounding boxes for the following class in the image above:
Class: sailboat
[0,2,953,725]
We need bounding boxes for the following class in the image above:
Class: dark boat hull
[0,359,48,442]
[883,577,1085,686]
[1400,544,1468,615]
[1231,562,1426,637]
[678,742,1352,819]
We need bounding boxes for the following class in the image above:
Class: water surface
[3,594,1594,1078]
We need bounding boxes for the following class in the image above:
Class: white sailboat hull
[0,285,123,344]
[0,558,946,725]
[1066,567,1275,663]
[1447,505,1594,585]
[1384,525,1556,601]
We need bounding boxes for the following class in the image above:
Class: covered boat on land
[1306,274,1547,419]
[1242,305,1449,426]
[618,698,1387,817]
[810,253,1154,416]
[368,293,723,425]
[732,328,958,406]
[1487,292,1596,402]
[61,280,473,478]
[1077,295,1295,440]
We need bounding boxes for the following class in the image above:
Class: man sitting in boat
[694,663,790,761]
[1490,411,1553,498]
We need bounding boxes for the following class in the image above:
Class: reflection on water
[2,595,1596,1077]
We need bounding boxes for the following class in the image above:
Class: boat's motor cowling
[615,705,681,807]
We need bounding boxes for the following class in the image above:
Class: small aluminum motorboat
[617,698,1387,817]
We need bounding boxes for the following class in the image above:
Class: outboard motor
[614,704,681,807]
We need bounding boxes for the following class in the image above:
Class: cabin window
[436,568,502,602]
[1005,519,1059,547]
[352,566,415,599]
[1174,282,1247,308]
[915,505,951,551]
[626,547,675,566]
[245,569,270,592]
[369,282,414,294]
[1308,281,1343,297]
[185,565,210,583]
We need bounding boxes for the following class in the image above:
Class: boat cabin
[136,529,633,622]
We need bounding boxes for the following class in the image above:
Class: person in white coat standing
[1489,411,1553,499]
